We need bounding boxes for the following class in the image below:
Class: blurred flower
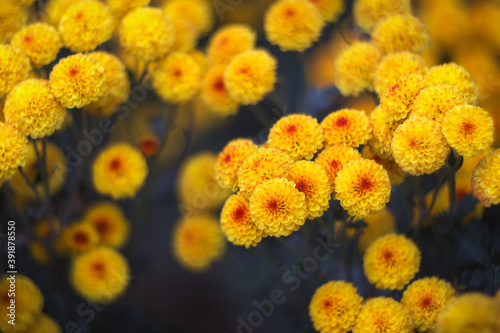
[23,313,62,333]
[0,122,29,182]
[358,208,396,252]
[83,202,131,248]
[220,193,264,248]
[410,85,466,123]
[368,106,402,159]
[140,135,160,158]
[401,277,455,332]
[309,281,363,333]
[307,0,344,22]
[44,0,86,26]
[353,297,413,333]
[469,1,500,53]
[29,216,60,265]
[169,15,198,52]
[321,109,372,148]
[0,44,31,97]
[59,223,100,256]
[92,143,148,200]
[472,149,500,207]
[380,74,425,123]
[107,0,150,19]
[172,214,226,272]
[207,24,256,65]
[215,139,258,191]
[353,0,411,33]
[315,144,362,192]
[363,234,420,290]
[0,0,27,43]
[201,65,240,117]
[163,0,213,36]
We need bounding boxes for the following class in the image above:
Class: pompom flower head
[0,122,29,182]
[315,144,362,192]
[0,44,31,97]
[309,281,363,333]
[472,149,500,207]
[321,109,372,148]
[172,214,226,272]
[107,0,150,19]
[92,143,148,200]
[163,0,213,36]
[425,63,479,104]
[59,223,100,256]
[264,0,325,52]
[363,233,421,290]
[307,0,344,22]
[44,0,86,26]
[224,49,277,105]
[353,0,412,33]
[268,114,324,160]
[249,177,307,237]
[0,0,27,43]
[380,73,425,123]
[410,85,466,123]
[215,139,258,191]
[201,65,240,117]
[49,53,105,109]
[83,202,130,248]
[11,23,62,68]
[220,193,264,248]
[391,115,450,176]
[353,297,413,333]
[207,24,256,65]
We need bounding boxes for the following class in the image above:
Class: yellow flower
[435,293,500,333]
[321,109,372,148]
[380,74,425,122]
[59,1,114,52]
[363,233,420,290]
[107,0,150,19]
[410,85,466,123]
[0,44,31,97]
[362,146,405,185]
[249,177,307,237]
[237,147,293,197]
[309,281,363,333]
[85,52,131,117]
[11,23,62,68]
[163,0,213,36]
[425,63,479,105]
[264,0,325,52]
[472,149,500,207]
[28,216,60,265]
[220,193,265,248]
[178,151,231,212]
[152,52,202,104]
[44,0,86,26]
[207,24,256,65]
[353,0,412,33]
[119,7,174,62]
[92,142,148,200]
[401,277,455,332]
[83,202,131,248]
[335,158,391,218]
[372,14,429,54]
[70,247,131,303]
[169,15,198,52]
[224,49,277,105]
[201,65,240,117]
[368,106,401,159]
[268,114,324,160]
[4,79,65,138]
[0,0,27,43]
[315,144,362,192]
[23,313,62,333]
[358,208,396,252]
[307,0,344,22]
[49,53,105,109]
[353,297,413,333]
[172,214,226,272]
[391,115,450,176]
[0,122,28,182]
[334,42,382,96]
[215,139,258,191]
[60,223,100,256]
[442,105,494,158]
[374,51,427,95]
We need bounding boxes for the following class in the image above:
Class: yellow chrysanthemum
[309,281,363,333]
[201,65,240,117]
[92,143,148,200]
[83,202,130,248]
[424,63,479,105]
[224,49,277,105]
[363,233,421,290]
[220,193,264,248]
[44,0,86,26]
[372,14,429,54]
[10,141,67,201]
[207,24,256,65]
[237,147,293,197]
[28,216,60,265]
[0,44,31,97]
[268,114,324,160]
[435,293,500,333]
[374,51,427,95]
[163,0,213,36]
[315,144,362,192]
[286,160,330,219]
[335,158,391,218]
[334,42,382,96]
[368,106,401,159]
[362,145,405,185]
[215,139,258,191]
[23,313,62,333]
[358,208,395,252]
[106,0,150,19]
[380,74,425,123]
[307,0,344,22]
[264,0,325,52]
[353,0,411,33]
[178,151,231,212]
[410,85,466,123]
[152,52,202,104]
[249,177,307,237]
[353,297,413,333]
[4,79,65,139]
[119,7,174,62]
[169,15,197,52]
[0,0,27,43]
[49,53,105,109]
[11,23,62,68]
[0,122,28,182]
[321,109,372,148]
[70,247,131,303]
[401,277,455,332]
[391,116,450,176]
[472,149,500,207]
[59,1,114,52]
[172,214,226,272]
[60,223,100,255]
[85,52,131,117]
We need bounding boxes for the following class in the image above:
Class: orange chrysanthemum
[215,139,258,191]
[471,149,500,207]
[315,144,362,192]
[321,109,372,148]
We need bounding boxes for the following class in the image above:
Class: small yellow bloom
[472,149,500,207]
[315,144,362,192]
[107,0,150,19]
[410,85,466,123]
[169,15,198,52]
[0,0,27,43]
[380,74,425,123]
[353,0,412,33]
[44,0,86,26]
[59,223,100,256]
[307,0,344,22]
[215,139,258,191]
[163,0,213,36]
[353,297,413,333]
[0,44,31,97]
[201,65,240,117]
[358,208,396,252]
[321,109,372,148]
[207,24,256,65]
[0,122,29,182]
[83,202,131,248]
[11,23,62,68]
[425,63,479,105]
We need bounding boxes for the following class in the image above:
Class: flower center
[109,158,122,172]
[232,206,247,224]
[95,218,111,235]
[172,69,182,79]
[286,124,297,134]
[462,122,475,134]
[335,116,348,127]
[214,77,225,92]
[92,262,106,275]
[267,199,282,213]
[383,250,396,265]
[330,159,340,172]
[356,177,373,194]
[23,34,33,44]
[295,180,309,194]
[420,296,434,310]
[69,67,79,78]
[285,8,296,17]
[408,138,421,149]
[73,231,89,246]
